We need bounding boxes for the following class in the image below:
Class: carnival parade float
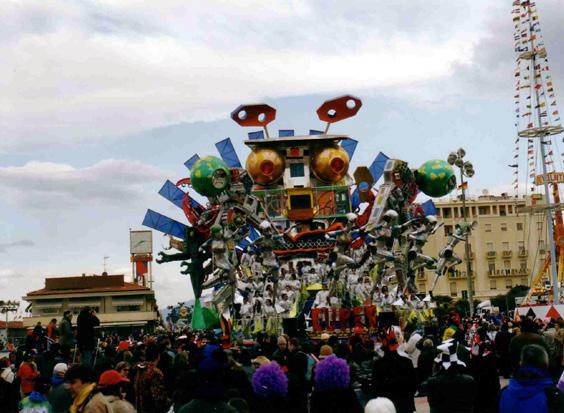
[143,95,469,335]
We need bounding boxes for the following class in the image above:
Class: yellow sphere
[311,145,350,183]
[246,148,285,186]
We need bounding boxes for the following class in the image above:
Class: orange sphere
[311,145,350,183]
[246,148,285,186]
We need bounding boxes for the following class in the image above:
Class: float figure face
[190,156,231,198]
[246,148,285,186]
[310,145,350,183]
[416,159,456,198]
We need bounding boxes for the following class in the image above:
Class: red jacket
[18,362,39,395]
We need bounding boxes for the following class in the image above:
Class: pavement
[414,377,510,412]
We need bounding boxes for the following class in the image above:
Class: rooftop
[25,274,151,297]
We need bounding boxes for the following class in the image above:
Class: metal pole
[5,310,8,343]
[539,137,559,301]
[460,168,475,316]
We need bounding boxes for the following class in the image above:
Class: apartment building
[419,193,548,301]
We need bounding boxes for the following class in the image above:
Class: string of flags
[511,0,562,194]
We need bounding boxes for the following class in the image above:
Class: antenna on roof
[103,256,110,274]
[316,95,362,135]
[230,104,276,139]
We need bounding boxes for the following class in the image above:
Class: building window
[443,208,452,218]
[539,240,545,254]
[501,223,507,231]
[508,205,513,214]
[488,263,496,274]
[518,241,525,250]
[490,279,497,290]
[502,242,509,250]
[450,282,458,297]
[492,206,497,215]
[471,206,476,217]
[504,260,511,272]
[499,206,506,216]
[520,261,527,271]
[41,308,60,315]
[116,305,141,312]
[505,278,513,289]
[485,224,492,232]
[290,163,305,177]
[454,208,459,218]
[436,208,441,217]
[517,223,523,231]
[486,242,494,251]
[537,221,543,230]
[478,206,490,215]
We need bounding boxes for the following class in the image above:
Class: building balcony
[518,249,528,257]
[448,270,475,279]
[488,268,529,277]
[502,250,512,258]
[486,251,497,258]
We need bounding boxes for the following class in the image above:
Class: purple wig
[314,355,350,391]
[252,362,288,398]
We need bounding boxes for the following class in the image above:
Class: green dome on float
[190,156,231,198]
[416,159,457,198]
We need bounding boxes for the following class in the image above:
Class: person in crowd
[495,323,512,378]
[420,340,476,413]
[271,335,289,367]
[416,338,436,391]
[500,344,564,413]
[97,369,136,413]
[47,319,59,344]
[18,376,53,413]
[310,354,363,413]
[76,307,100,367]
[364,397,397,413]
[554,319,564,370]
[251,362,289,413]
[469,328,500,413]
[403,324,422,369]
[134,343,170,413]
[18,351,39,398]
[1,356,19,413]
[48,363,73,413]
[371,331,416,413]
[509,318,551,373]
[65,364,106,413]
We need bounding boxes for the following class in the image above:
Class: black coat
[310,387,363,413]
[371,351,417,413]
[76,310,100,350]
[420,366,476,413]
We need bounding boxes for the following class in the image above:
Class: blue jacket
[499,367,555,413]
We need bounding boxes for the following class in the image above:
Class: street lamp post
[0,300,20,344]
[447,149,475,316]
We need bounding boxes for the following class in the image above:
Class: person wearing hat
[17,351,39,397]
[251,356,271,369]
[371,330,416,413]
[48,363,73,413]
[318,345,333,360]
[97,370,136,413]
[18,376,53,413]
[310,355,362,413]
[420,340,476,413]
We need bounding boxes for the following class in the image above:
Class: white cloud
[0,240,34,253]
[0,159,163,209]
[0,0,494,152]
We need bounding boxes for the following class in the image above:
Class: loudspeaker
[283,318,299,337]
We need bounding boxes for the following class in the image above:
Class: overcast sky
[1,0,564,312]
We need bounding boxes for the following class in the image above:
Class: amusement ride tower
[512,1,564,303]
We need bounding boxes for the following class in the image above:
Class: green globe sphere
[416,159,457,198]
[190,156,231,198]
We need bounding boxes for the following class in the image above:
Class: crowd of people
[1,305,564,413]
[233,256,429,327]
